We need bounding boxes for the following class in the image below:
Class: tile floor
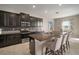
[0,38,79,55]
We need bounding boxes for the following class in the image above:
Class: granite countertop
[29,31,61,41]
[29,33,53,41]
[0,30,20,35]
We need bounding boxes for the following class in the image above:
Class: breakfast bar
[29,32,59,55]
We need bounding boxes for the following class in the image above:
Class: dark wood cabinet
[8,13,16,27]
[16,14,21,27]
[0,35,6,47]
[30,16,43,27]
[9,13,20,27]
[6,34,21,46]
[0,34,21,48]
[0,11,7,27]
[0,10,43,28]
[0,10,20,27]
[20,13,30,27]
[0,10,43,48]
[29,16,43,32]
[30,17,36,27]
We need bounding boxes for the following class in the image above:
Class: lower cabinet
[0,34,22,48]
[0,35,6,47]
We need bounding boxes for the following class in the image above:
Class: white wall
[54,14,79,38]
[42,18,54,32]
[42,18,49,32]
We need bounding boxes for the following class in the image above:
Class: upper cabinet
[20,13,30,27]
[8,13,20,27]
[30,16,43,27]
[29,16,43,32]
[0,10,20,27]
[0,10,43,29]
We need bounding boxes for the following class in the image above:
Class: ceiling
[0,4,79,19]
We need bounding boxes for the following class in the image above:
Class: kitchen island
[29,32,57,55]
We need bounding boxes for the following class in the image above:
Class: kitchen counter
[0,30,20,35]
[29,33,52,41]
[29,31,60,41]
[28,33,55,55]
[0,30,21,48]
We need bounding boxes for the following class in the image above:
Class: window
[62,20,71,31]
[48,21,53,32]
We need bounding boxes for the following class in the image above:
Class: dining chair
[41,36,57,55]
[44,34,64,55]
[61,32,71,54]
[61,33,68,53]
[66,32,71,50]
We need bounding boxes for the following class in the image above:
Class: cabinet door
[5,12,20,27]
[20,14,26,27]
[0,11,20,27]
[20,13,30,27]
[0,35,6,48]
[0,12,4,27]
[8,13,15,27]
[16,14,21,27]
[4,12,10,27]
[0,12,13,27]
[6,34,21,46]
[6,35,14,46]
[30,18,36,27]
[13,14,20,27]
[13,34,21,44]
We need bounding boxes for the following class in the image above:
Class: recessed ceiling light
[33,5,36,8]
[45,10,48,14]
[56,11,59,14]
[58,4,62,6]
